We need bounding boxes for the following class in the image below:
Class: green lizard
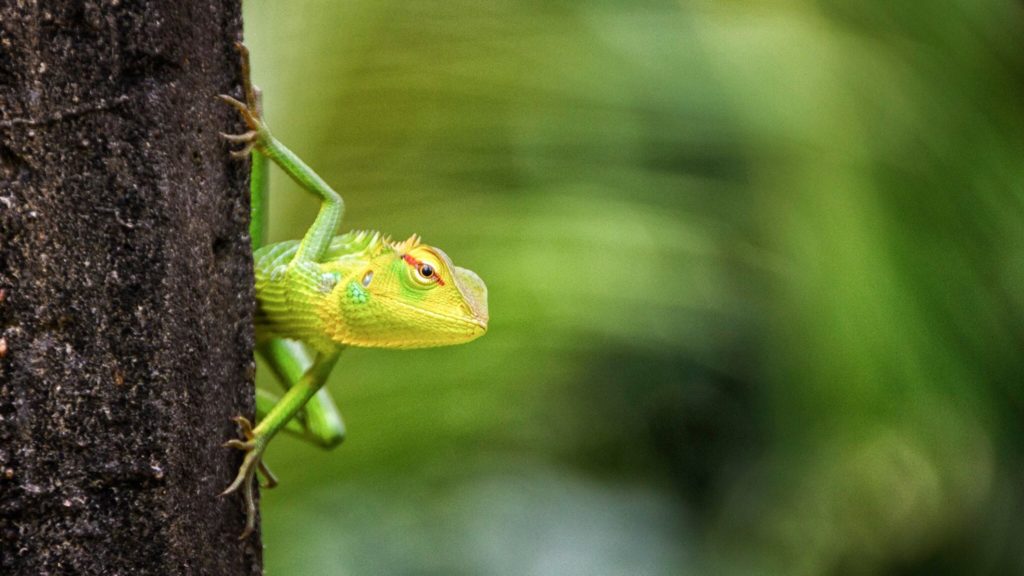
[218,43,488,539]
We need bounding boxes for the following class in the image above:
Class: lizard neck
[254,242,359,352]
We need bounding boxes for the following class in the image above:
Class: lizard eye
[362,270,373,287]
[413,262,437,285]
[403,253,446,287]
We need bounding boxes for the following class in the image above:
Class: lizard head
[327,235,488,349]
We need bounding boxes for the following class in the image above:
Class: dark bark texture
[0,1,260,574]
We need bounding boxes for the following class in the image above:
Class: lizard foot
[221,415,277,540]
[218,42,265,158]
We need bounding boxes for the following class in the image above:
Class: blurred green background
[243,1,1024,574]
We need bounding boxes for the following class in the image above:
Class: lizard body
[218,43,488,538]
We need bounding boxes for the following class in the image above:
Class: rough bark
[0,1,260,574]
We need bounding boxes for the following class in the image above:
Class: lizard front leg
[258,338,346,448]
[222,350,340,539]
[220,41,345,265]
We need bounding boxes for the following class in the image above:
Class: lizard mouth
[377,294,488,337]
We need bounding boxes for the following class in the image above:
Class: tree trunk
[0,1,260,573]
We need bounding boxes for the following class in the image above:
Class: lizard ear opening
[362,270,374,287]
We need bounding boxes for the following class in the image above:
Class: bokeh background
[243,1,1024,574]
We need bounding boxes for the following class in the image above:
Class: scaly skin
[218,43,488,539]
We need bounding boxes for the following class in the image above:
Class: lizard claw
[222,414,276,539]
[220,130,258,144]
[222,438,251,450]
[258,460,279,489]
[230,144,256,160]
[219,42,266,158]
[232,415,256,439]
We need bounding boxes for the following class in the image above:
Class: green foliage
[245,1,1024,574]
